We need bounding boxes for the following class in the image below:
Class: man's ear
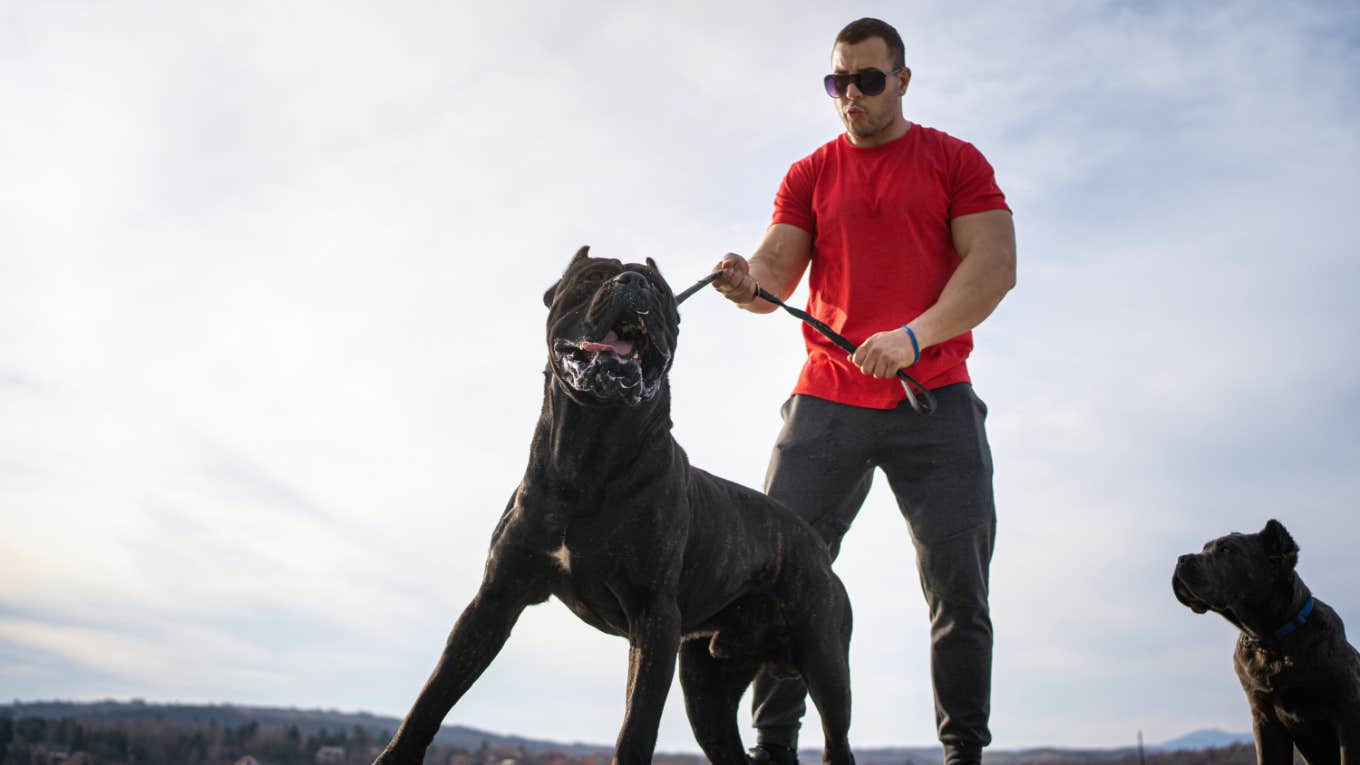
[1262,519,1299,570]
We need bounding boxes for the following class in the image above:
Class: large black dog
[1173,519,1360,764]
[374,248,856,765]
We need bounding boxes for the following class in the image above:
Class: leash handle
[750,285,937,416]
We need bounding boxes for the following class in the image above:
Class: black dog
[1173,519,1360,764]
[374,248,856,765]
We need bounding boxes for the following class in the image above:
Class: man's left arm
[850,209,1017,378]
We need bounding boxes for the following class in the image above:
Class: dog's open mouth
[553,307,664,404]
[577,312,650,360]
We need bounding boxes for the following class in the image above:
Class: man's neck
[847,117,911,149]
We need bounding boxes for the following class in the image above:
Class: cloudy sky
[3,0,1358,754]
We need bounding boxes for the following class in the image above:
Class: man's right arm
[712,223,813,314]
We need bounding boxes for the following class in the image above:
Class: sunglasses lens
[824,70,892,97]
[857,69,887,96]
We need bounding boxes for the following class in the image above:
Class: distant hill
[1151,729,1254,751]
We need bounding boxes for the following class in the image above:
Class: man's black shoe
[746,743,798,765]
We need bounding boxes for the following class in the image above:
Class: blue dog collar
[1269,596,1316,642]
[1251,596,1316,642]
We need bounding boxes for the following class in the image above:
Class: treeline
[0,714,660,765]
[0,714,376,764]
[1,712,1293,765]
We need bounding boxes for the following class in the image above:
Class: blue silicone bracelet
[901,325,920,364]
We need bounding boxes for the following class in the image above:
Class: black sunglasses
[823,67,905,98]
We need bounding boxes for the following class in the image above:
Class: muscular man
[711,17,1016,765]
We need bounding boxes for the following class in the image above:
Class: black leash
[676,272,936,415]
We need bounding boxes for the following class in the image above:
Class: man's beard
[843,106,892,139]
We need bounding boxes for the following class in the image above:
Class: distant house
[234,757,263,765]
[317,745,347,764]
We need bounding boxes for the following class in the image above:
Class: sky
[2,0,1359,754]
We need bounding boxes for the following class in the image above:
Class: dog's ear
[1262,519,1299,570]
[543,246,592,307]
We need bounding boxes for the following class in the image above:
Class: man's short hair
[834,18,906,69]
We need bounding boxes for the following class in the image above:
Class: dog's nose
[613,271,649,290]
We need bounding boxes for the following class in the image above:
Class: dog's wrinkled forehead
[1201,531,1254,556]
[542,245,675,312]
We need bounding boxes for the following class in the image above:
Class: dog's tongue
[580,331,634,356]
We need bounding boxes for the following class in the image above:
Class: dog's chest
[549,551,633,636]
[1239,645,1303,692]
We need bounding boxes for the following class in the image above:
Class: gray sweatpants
[752,384,996,760]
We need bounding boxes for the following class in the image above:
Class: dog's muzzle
[1172,556,1211,614]
[552,280,671,405]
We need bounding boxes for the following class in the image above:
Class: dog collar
[1250,597,1316,647]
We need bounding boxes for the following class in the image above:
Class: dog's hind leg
[374,546,552,765]
[679,639,758,765]
[793,584,855,765]
[799,638,854,765]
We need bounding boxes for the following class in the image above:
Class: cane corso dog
[1173,519,1360,764]
[374,247,855,765]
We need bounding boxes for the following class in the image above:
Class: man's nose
[845,82,864,99]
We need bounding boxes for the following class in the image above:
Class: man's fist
[850,327,920,378]
[711,253,758,304]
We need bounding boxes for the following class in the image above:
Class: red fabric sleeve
[771,155,817,234]
[948,141,1010,219]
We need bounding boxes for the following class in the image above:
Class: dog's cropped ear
[1262,519,1299,570]
[543,246,592,307]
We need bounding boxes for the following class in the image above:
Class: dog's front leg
[375,558,550,765]
[1251,712,1295,765]
[613,599,682,765]
[1340,711,1360,765]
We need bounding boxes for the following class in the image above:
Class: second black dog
[374,248,856,765]
[1173,519,1360,764]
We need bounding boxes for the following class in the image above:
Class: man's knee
[917,524,994,606]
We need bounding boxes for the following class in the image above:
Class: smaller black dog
[1173,519,1360,764]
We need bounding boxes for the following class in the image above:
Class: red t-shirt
[771,123,1010,409]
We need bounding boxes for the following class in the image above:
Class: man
[711,17,1016,765]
